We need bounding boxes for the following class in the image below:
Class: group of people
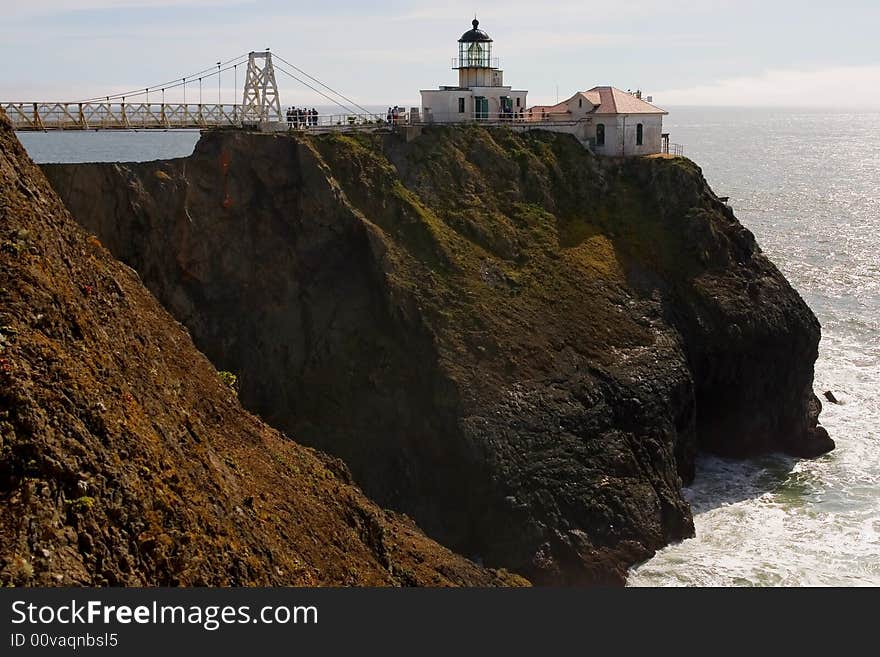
[286,107,319,128]
[386,106,404,125]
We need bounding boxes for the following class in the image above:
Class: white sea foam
[630,108,880,586]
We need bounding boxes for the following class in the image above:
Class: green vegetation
[298,126,715,373]
[218,370,238,392]
[303,125,690,365]
[68,496,96,512]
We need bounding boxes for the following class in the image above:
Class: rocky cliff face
[42,127,832,585]
[0,112,525,587]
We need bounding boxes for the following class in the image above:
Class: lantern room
[454,19,501,88]
[456,19,494,69]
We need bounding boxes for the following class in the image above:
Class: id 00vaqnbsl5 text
[11,600,318,632]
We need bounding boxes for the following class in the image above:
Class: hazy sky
[2,0,879,108]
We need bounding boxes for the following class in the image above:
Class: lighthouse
[420,18,528,123]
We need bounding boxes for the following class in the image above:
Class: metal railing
[417,110,579,126]
[3,102,250,130]
[663,142,685,157]
[451,57,501,69]
[282,112,389,129]
[2,102,401,132]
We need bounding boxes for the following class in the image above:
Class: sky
[1,0,880,108]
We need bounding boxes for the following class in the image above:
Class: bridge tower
[241,50,282,123]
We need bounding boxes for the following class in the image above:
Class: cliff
[0,112,525,586]
[42,127,833,585]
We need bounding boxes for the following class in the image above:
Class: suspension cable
[272,53,372,115]
[98,59,244,104]
[76,53,250,103]
[73,51,372,117]
[272,63,360,115]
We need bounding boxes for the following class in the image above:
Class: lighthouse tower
[420,18,528,123]
[456,19,496,87]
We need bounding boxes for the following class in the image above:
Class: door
[474,96,488,121]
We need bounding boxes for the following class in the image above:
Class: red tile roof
[583,86,667,115]
[527,87,667,116]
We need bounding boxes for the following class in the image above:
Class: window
[458,97,465,113]
[516,97,521,107]
[636,123,644,146]
[596,123,605,147]
[579,98,583,108]
[467,42,484,67]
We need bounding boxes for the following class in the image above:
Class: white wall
[420,87,528,123]
[562,93,598,119]
[458,67,505,88]
[587,114,664,156]
[420,90,468,123]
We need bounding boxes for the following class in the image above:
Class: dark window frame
[636,123,644,146]
[596,123,605,146]
[458,97,466,113]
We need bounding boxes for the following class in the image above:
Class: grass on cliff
[306,127,667,378]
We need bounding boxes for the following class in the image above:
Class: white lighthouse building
[420,19,528,123]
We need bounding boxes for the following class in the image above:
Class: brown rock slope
[43,127,833,585]
[0,112,525,586]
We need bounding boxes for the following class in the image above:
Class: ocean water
[17,129,202,164]
[16,107,880,586]
[629,108,880,586]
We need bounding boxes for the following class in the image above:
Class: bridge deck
[4,102,254,131]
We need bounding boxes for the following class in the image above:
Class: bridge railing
[3,102,251,130]
[3,103,398,131]
[282,112,388,129]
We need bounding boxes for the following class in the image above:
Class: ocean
[16,107,880,586]
[628,108,880,586]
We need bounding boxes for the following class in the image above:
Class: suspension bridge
[2,50,391,132]
[1,49,684,156]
